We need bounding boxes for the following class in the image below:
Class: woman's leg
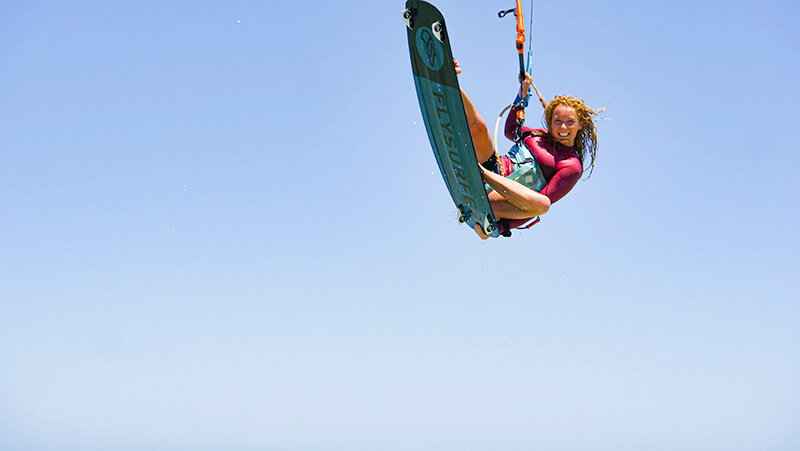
[460,88,495,164]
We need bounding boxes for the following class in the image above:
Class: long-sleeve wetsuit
[498,106,583,229]
[504,106,582,202]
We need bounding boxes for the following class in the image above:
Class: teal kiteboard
[403,0,499,237]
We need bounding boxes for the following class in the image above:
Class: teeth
[559,133,570,137]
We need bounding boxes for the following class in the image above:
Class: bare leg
[460,88,495,164]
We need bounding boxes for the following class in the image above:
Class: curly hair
[542,95,603,177]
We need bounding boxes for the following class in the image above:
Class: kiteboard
[403,0,499,237]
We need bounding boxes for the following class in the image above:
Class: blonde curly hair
[541,95,603,177]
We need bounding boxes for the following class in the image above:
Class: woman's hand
[519,72,533,98]
[454,59,461,74]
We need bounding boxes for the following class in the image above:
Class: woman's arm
[504,72,540,141]
[504,106,523,141]
[539,159,582,203]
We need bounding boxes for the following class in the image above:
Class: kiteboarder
[454,60,602,239]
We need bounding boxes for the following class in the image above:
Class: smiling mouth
[559,132,570,138]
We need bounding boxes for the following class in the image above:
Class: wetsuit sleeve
[540,158,581,203]
[504,106,535,142]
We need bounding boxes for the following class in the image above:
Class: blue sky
[1,1,799,450]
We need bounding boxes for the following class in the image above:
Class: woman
[454,60,601,239]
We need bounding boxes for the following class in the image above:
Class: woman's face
[550,105,583,147]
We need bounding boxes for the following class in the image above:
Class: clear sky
[1,1,799,450]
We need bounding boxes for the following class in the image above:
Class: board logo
[415,27,444,71]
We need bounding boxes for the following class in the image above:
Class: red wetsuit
[500,106,582,229]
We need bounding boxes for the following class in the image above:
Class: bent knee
[526,195,550,216]
[538,201,550,215]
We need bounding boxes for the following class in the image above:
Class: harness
[505,135,546,191]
